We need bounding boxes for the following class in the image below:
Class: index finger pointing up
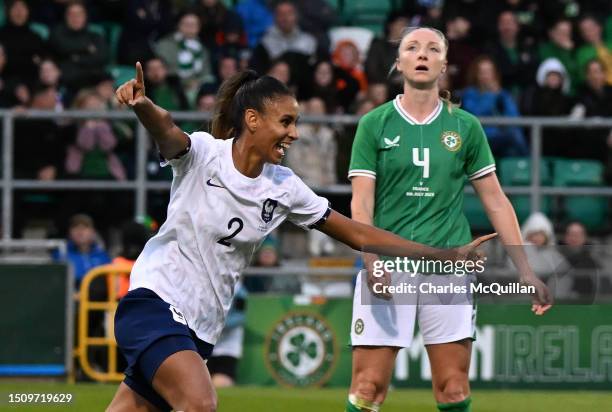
[135,61,144,85]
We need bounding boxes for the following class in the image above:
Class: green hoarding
[238,296,612,390]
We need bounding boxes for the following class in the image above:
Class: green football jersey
[348,96,495,247]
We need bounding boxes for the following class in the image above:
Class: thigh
[152,349,216,411]
[106,382,161,412]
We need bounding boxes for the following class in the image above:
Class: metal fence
[2,109,612,239]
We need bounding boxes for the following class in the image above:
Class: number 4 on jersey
[412,148,430,178]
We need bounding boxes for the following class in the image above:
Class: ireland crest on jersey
[441,131,462,152]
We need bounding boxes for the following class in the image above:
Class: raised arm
[472,172,552,314]
[115,62,189,160]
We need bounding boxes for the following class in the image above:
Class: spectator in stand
[37,58,66,110]
[154,11,214,95]
[0,43,29,108]
[480,0,541,44]
[293,0,336,59]
[53,213,111,290]
[250,0,317,85]
[193,0,243,52]
[485,10,538,96]
[538,19,579,94]
[48,1,110,97]
[367,83,389,107]
[244,236,279,293]
[558,221,598,301]
[144,57,190,111]
[266,58,291,86]
[14,85,65,180]
[521,58,576,157]
[403,0,445,30]
[332,40,368,96]
[365,12,410,97]
[576,15,612,85]
[214,13,250,70]
[234,0,273,49]
[65,89,127,181]
[207,281,247,388]
[117,0,173,65]
[305,59,359,114]
[0,0,46,84]
[216,55,238,85]
[461,55,528,157]
[445,15,480,90]
[336,98,375,183]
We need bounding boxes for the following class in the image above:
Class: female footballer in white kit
[108,63,495,412]
[346,27,553,412]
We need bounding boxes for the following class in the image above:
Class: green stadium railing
[1,111,612,240]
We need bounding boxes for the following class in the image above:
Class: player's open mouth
[415,65,429,72]
[275,142,291,156]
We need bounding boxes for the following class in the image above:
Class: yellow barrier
[74,263,133,382]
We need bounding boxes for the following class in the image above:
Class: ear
[441,60,448,74]
[244,108,258,133]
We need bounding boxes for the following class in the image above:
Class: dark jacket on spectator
[49,24,110,92]
[485,38,539,96]
[0,21,46,83]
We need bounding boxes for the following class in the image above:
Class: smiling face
[395,28,447,89]
[245,95,299,164]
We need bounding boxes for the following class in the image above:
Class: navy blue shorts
[114,288,214,411]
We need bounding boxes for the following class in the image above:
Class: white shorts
[350,271,477,347]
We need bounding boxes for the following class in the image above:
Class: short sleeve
[287,175,331,230]
[348,116,377,180]
[160,131,216,175]
[464,116,496,180]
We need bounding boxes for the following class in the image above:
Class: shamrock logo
[286,332,318,367]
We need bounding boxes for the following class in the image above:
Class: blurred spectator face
[96,79,115,102]
[8,0,29,27]
[39,60,61,87]
[69,223,95,249]
[314,61,333,87]
[275,2,297,34]
[585,60,606,90]
[544,71,563,89]
[476,59,499,90]
[396,28,447,86]
[368,83,388,106]
[218,57,238,82]
[66,3,87,31]
[201,0,218,6]
[31,88,56,110]
[445,16,470,40]
[178,13,200,39]
[549,20,573,49]
[579,17,602,44]
[564,222,587,247]
[267,61,290,85]
[356,99,375,115]
[306,97,326,115]
[498,11,519,41]
[79,93,105,110]
[145,58,168,85]
[257,246,278,266]
[334,41,361,70]
[526,231,548,247]
[388,16,410,42]
[197,94,216,112]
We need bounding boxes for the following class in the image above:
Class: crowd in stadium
[2,0,611,245]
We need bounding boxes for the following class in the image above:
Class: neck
[401,84,440,122]
[232,136,265,178]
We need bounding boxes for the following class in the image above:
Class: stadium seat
[30,22,49,40]
[552,159,608,231]
[110,65,135,87]
[499,157,553,223]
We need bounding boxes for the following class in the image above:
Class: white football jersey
[129,132,330,344]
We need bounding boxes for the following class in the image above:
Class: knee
[185,394,217,412]
[352,370,387,403]
[435,373,469,403]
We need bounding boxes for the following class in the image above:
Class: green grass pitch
[0,382,610,411]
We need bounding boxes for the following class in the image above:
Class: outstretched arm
[115,62,188,160]
[472,172,553,314]
[317,209,496,262]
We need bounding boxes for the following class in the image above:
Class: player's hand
[364,253,392,300]
[115,61,146,108]
[454,232,497,262]
[520,274,553,315]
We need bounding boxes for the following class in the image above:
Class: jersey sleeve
[160,131,216,175]
[287,175,331,230]
[464,116,496,180]
[347,116,377,180]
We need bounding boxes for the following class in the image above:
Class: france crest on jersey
[129,132,330,344]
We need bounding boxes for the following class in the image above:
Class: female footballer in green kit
[346,27,553,412]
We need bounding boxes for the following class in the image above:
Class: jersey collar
[393,95,443,125]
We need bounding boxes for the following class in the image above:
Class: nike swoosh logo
[206,178,225,188]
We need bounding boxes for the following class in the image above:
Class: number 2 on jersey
[217,217,244,247]
[412,148,430,178]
